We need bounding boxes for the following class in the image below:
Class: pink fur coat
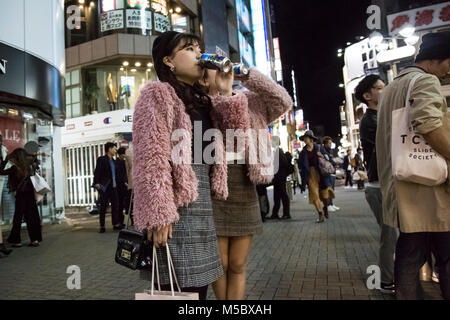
[132,81,249,231]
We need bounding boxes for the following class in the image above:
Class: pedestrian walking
[343,149,353,187]
[376,32,450,300]
[201,65,292,299]
[291,156,301,195]
[0,148,42,247]
[354,147,365,190]
[93,142,122,233]
[115,147,128,226]
[256,184,270,222]
[298,130,335,223]
[133,31,251,300]
[322,136,339,212]
[356,74,399,294]
[268,148,293,220]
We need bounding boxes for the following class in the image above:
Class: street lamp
[399,23,415,38]
[369,31,383,47]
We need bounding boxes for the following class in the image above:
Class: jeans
[395,231,450,300]
[365,187,399,284]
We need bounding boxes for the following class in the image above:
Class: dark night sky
[272,0,372,140]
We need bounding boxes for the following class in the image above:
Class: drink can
[199,53,232,73]
[233,63,249,76]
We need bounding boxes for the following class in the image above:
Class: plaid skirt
[140,164,223,288]
[212,164,263,236]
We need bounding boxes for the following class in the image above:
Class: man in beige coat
[376,32,450,300]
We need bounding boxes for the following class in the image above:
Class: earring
[170,66,175,72]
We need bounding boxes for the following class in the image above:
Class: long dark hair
[153,32,211,114]
[9,148,33,179]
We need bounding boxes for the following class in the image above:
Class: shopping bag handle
[150,244,181,296]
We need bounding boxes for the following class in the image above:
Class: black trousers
[7,189,42,244]
[99,186,120,227]
[345,170,353,186]
[394,231,450,300]
[124,189,134,224]
[117,184,128,225]
[272,180,290,218]
[256,184,269,220]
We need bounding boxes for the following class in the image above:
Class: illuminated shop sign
[126,9,152,29]
[101,10,124,32]
[126,0,148,9]
[154,12,170,32]
[236,0,251,32]
[152,0,168,16]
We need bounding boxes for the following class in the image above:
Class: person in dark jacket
[93,142,122,233]
[343,149,353,187]
[298,130,335,223]
[116,147,128,226]
[356,74,399,294]
[269,148,292,219]
[0,148,42,247]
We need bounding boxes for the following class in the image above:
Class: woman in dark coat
[0,148,42,247]
[298,131,335,223]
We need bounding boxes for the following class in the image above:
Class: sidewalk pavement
[0,186,443,300]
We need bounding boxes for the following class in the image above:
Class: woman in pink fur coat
[132,31,249,300]
[202,68,293,300]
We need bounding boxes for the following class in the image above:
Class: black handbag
[114,191,152,270]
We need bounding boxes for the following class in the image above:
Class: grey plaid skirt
[140,164,223,288]
[212,164,263,236]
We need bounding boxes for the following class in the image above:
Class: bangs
[171,33,204,53]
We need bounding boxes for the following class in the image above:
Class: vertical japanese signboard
[154,12,170,33]
[101,10,124,32]
[126,9,152,30]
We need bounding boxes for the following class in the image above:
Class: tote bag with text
[391,74,448,186]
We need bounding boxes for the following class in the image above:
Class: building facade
[0,0,65,224]
[62,0,282,208]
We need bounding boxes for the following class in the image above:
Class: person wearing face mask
[200,62,292,299]
[376,31,450,300]
[133,31,249,300]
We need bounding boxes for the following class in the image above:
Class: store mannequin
[106,73,117,111]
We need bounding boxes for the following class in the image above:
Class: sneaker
[327,205,336,212]
[432,271,439,283]
[99,227,106,233]
[113,225,124,231]
[379,282,395,294]
[11,243,23,248]
[281,215,291,219]
[332,205,340,211]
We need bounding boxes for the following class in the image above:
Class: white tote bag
[30,173,51,202]
[391,74,448,186]
[135,245,199,300]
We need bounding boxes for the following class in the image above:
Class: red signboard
[0,116,24,154]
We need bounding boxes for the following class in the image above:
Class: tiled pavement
[0,186,443,300]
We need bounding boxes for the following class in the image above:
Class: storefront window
[0,105,55,224]
[171,13,192,34]
[83,66,157,114]
[66,70,82,119]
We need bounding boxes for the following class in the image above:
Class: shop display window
[82,66,157,115]
[0,105,55,224]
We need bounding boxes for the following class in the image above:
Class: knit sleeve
[242,68,293,124]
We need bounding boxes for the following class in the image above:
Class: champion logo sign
[104,117,112,124]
